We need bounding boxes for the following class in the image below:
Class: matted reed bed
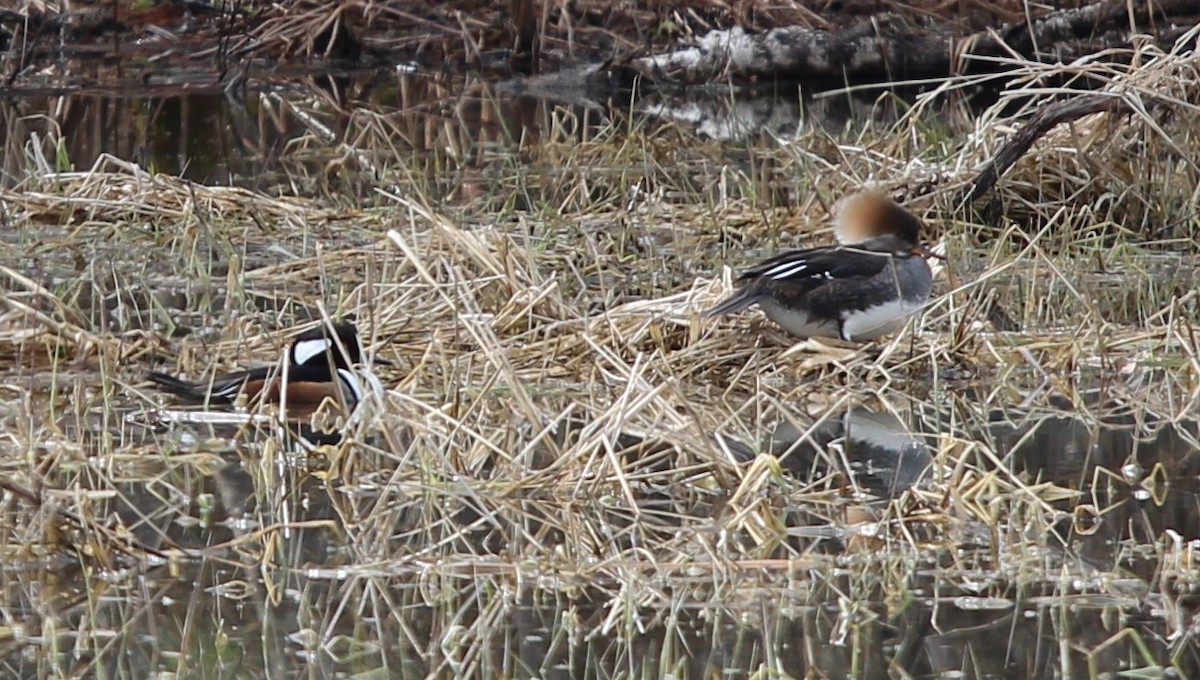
[3,37,1200,677]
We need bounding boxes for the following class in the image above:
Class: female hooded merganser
[146,320,385,420]
[706,190,942,341]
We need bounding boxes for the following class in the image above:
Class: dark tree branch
[963,94,1138,204]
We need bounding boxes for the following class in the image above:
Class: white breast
[337,368,386,426]
[839,298,918,341]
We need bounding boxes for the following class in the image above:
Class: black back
[146,320,365,404]
[739,244,898,285]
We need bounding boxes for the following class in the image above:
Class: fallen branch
[632,0,1200,85]
[963,94,1138,203]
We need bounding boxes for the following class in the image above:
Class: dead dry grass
[2,34,1200,678]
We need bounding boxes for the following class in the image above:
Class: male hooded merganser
[146,320,385,420]
[706,190,942,341]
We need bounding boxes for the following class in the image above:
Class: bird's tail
[146,371,226,403]
[704,288,760,317]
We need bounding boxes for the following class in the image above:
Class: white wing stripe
[764,261,810,280]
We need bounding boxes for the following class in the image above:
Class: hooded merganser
[706,190,942,341]
[146,320,385,420]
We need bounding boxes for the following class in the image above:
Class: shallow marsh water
[2,67,1200,679]
[11,397,1197,677]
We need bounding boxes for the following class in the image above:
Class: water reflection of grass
[2,48,1200,677]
